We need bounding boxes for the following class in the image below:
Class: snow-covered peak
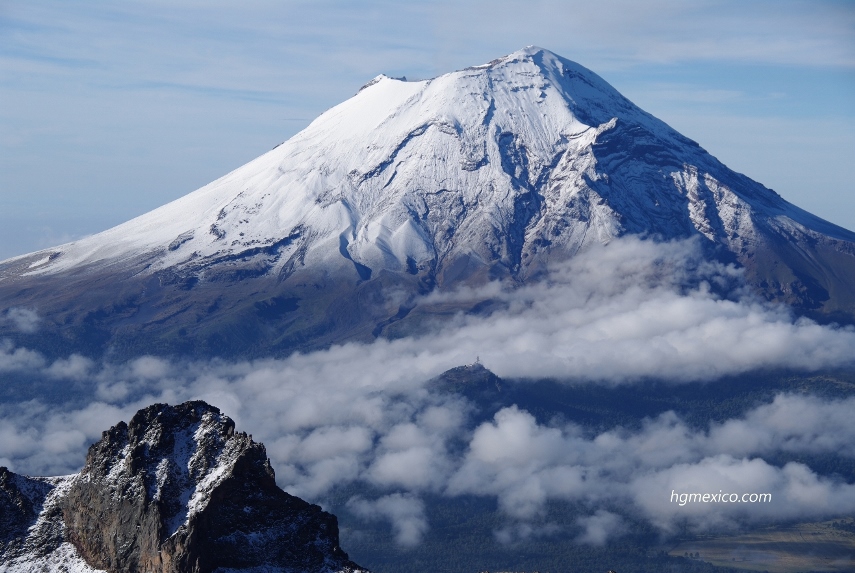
[87,401,244,537]
[4,46,644,277]
[1,401,364,573]
[2,47,853,330]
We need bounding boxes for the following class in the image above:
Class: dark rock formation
[0,467,53,559]
[434,361,502,393]
[0,467,39,548]
[1,401,364,573]
[0,471,79,564]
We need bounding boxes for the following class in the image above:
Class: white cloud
[444,395,855,529]
[447,406,585,518]
[0,339,45,372]
[631,456,855,532]
[297,426,374,463]
[347,493,429,547]
[2,369,855,539]
[127,356,172,380]
[708,394,855,458]
[368,446,443,491]
[575,510,626,546]
[46,354,94,380]
[3,308,40,334]
[424,237,855,383]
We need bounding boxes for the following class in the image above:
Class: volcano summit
[2,47,854,357]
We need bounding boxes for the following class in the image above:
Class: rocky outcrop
[434,361,501,390]
[0,467,40,549]
[0,401,364,573]
[0,467,55,560]
[0,473,82,570]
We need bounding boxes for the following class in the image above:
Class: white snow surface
[4,46,850,280]
[96,408,240,537]
[0,475,105,573]
[0,542,106,573]
[3,46,852,286]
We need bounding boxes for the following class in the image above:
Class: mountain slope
[2,46,854,357]
[0,401,364,573]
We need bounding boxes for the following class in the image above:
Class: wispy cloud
[427,0,855,70]
[575,510,626,546]
[2,307,40,333]
[347,493,429,547]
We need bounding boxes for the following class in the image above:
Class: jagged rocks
[0,474,81,570]
[0,401,364,573]
[0,468,55,560]
[0,467,40,549]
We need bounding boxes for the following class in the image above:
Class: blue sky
[1,0,853,260]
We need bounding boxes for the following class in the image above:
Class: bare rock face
[0,467,54,560]
[0,467,38,548]
[54,401,362,573]
[0,472,78,569]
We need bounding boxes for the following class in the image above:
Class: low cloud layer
[450,403,855,533]
[5,238,855,387]
[4,375,854,544]
[422,238,855,382]
[2,237,855,544]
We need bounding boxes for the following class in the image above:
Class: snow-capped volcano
[2,47,854,356]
